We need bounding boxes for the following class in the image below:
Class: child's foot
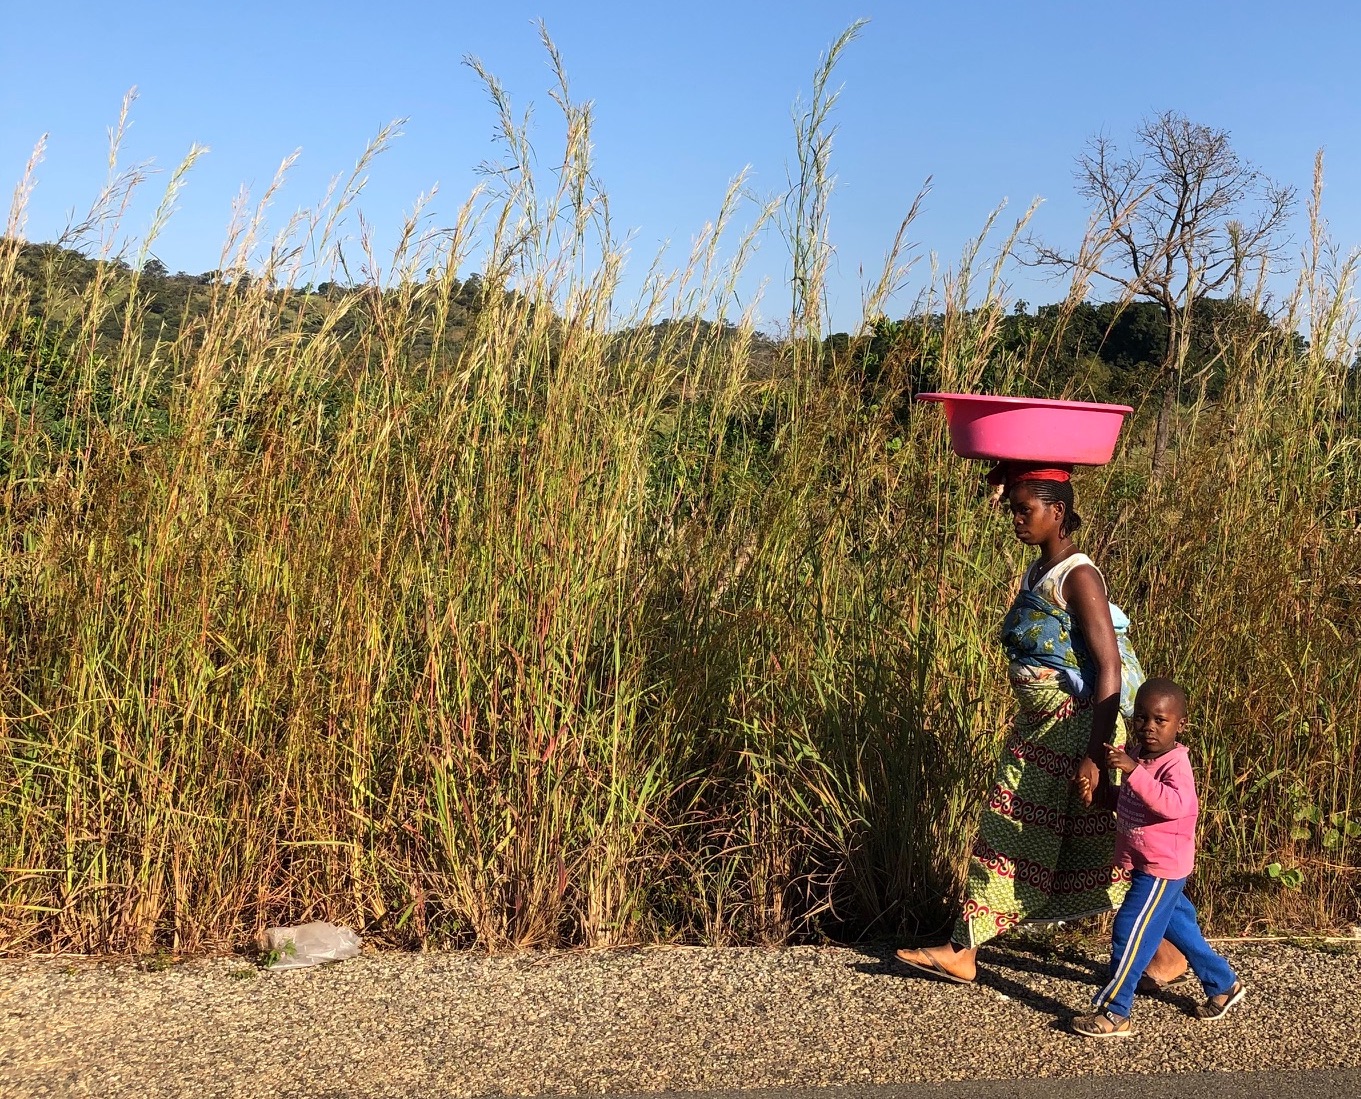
[1072,1010,1134,1037]
[1194,980,1246,1020]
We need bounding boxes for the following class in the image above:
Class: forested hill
[839,295,1294,411]
[6,242,489,358]
[7,240,1290,409]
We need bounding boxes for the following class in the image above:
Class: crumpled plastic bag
[261,921,361,970]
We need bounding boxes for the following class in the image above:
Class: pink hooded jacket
[1115,742,1199,880]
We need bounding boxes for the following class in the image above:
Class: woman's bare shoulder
[1060,557,1109,602]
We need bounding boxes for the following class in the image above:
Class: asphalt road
[609,1072,1361,1099]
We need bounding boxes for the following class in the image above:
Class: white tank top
[1022,551,1106,610]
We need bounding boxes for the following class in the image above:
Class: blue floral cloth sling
[1000,561,1145,718]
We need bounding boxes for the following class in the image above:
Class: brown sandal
[1136,969,1193,994]
[893,947,975,985]
[1072,1010,1134,1037]
[1194,981,1246,1020]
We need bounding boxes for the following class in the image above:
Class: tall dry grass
[1,34,1357,954]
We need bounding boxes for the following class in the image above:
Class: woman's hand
[1074,756,1102,806]
[1105,743,1137,775]
[1077,768,1118,812]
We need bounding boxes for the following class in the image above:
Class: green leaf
[1322,828,1341,849]
[1289,825,1312,841]
[1247,768,1286,797]
[1281,868,1305,889]
[1265,862,1282,878]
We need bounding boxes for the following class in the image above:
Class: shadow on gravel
[843,947,903,980]
[986,941,1104,982]
[843,941,1200,1029]
[971,967,1076,1029]
[842,944,1078,1028]
[993,941,1204,1014]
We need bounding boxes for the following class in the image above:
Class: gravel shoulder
[2,938,1358,1099]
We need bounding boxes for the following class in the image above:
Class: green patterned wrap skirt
[953,671,1131,948]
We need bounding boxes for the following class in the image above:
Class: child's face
[1130,690,1187,758]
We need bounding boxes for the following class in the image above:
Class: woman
[895,463,1185,985]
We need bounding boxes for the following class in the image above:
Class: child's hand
[1074,756,1101,806]
[1105,743,1136,775]
[1077,773,1118,812]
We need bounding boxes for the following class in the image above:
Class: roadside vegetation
[1,30,1357,954]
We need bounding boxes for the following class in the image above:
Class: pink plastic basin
[915,393,1134,465]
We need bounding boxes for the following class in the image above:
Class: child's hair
[1008,477,1083,535]
[1135,676,1189,717]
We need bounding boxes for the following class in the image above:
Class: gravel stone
[1,939,1357,1098]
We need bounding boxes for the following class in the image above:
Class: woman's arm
[1065,563,1122,800]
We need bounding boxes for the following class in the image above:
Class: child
[1071,677,1246,1037]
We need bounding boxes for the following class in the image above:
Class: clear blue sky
[4,1,1358,332]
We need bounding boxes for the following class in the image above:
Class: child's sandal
[1072,1010,1134,1037]
[1194,980,1246,1021]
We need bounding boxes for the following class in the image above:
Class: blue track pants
[1094,869,1238,1018]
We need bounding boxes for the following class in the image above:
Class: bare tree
[1029,111,1295,470]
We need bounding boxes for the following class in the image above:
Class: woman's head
[1005,472,1082,544]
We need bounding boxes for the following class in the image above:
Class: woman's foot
[1140,939,1189,988]
[1136,968,1193,993]
[893,944,977,984]
[1194,980,1247,1020]
[1072,1009,1134,1037]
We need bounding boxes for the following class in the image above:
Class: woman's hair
[1010,477,1082,535]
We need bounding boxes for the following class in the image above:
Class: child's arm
[1104,745,1195,820]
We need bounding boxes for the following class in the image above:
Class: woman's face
[1007,485,1064,546]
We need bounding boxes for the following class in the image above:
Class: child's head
[1131,677,1188,758]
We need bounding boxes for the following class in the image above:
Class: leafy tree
[455,273,484,312]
